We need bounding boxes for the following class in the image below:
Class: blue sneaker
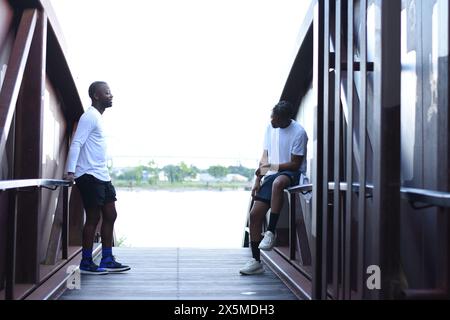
[99,255,131,273]
[79,258,108,275]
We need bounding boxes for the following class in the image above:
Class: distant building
[197,173,218,182]
[158,171,168,182]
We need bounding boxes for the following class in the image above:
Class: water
[114,189,251,248]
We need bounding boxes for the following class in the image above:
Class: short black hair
[88,81,108,100]
[272,100,294,120]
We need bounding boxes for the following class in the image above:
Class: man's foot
[80,259,108,275]
[258,231,276,251]
[99,255,131,273]
[239,258,264,275]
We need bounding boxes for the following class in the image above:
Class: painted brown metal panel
[332,0,343,300]
[0,9,37,160]
[0,0,14,292]
[0,0,14,53]
[400,0,450,297]
[68,186,84,247]
[39,79,69,264]
[13,10,46,284]
[358,0,368,299]
[371,0,401,300]
[312,0,325,300]
[345,0,354,300]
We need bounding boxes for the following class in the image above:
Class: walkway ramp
[59,248,298,300]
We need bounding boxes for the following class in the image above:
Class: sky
[50,0,311,169]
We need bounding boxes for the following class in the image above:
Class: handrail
[287,183,313,194]
[287,181,450,209]
[401,187,450,209]
[1,178,72,300]
[0,179,72,191]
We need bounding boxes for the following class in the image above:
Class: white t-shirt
[263,120,308,176]
[66,106,111,181]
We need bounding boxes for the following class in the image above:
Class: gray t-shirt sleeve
[292,130,308,156]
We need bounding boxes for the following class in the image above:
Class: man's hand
[251,178,262,199]
[259,162,278,175]
[64,172,75,185]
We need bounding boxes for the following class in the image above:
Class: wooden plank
[0,9,37,159]
[59,248,298,300]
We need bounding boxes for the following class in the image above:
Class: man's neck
[280,119,292,129]
[92,104,105,115]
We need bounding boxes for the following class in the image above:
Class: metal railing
[285,181,450,299]
[0,179,72,300]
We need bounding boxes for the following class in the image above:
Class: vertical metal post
[357,0,367,300]
[372,0,401,300]
[333,0,342,300]
[5,190,18,300]
[62,186,69,259]
[289,193,296,260]
[312,0,325,300]
[345,0,355,300]
[320,0,331,300]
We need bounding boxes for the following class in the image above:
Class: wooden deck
[59,248,299,300]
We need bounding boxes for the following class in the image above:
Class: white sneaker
[239,258,264,275]
[258,231,276,251]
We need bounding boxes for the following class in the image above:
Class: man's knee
[272,176,290,193]
[250,203,269,224]
[85,209,101,225]
[102,203,117,223]
[249,209,260,225]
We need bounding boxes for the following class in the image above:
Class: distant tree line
[111,161,255,184]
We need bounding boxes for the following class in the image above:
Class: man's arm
[255,150,268,177]
[260,154,303,173]
[65,115,95,178]
[278,154,303,172]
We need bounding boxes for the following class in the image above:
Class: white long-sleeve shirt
[66,106,111,181]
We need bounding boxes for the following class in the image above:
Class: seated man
[240,100,308,275]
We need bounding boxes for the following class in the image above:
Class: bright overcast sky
[50,0,311,169]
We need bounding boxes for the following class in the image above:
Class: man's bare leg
[82,207,101,250]
[259,175,291,251]
[249,200,270,261]
[100,201,117,248]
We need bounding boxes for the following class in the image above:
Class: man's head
[88,81,113,109]
[271,100,293,128]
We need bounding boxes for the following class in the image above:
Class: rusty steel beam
[0,9,37,162]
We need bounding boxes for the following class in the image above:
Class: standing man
[65,81,130,275]
[240,100,308,275]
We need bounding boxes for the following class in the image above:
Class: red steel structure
[0,0,88,300]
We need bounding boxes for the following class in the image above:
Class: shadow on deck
[59,248,299,300]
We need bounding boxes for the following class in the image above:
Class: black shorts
[254,171,300,205]
[75,174,117,209]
